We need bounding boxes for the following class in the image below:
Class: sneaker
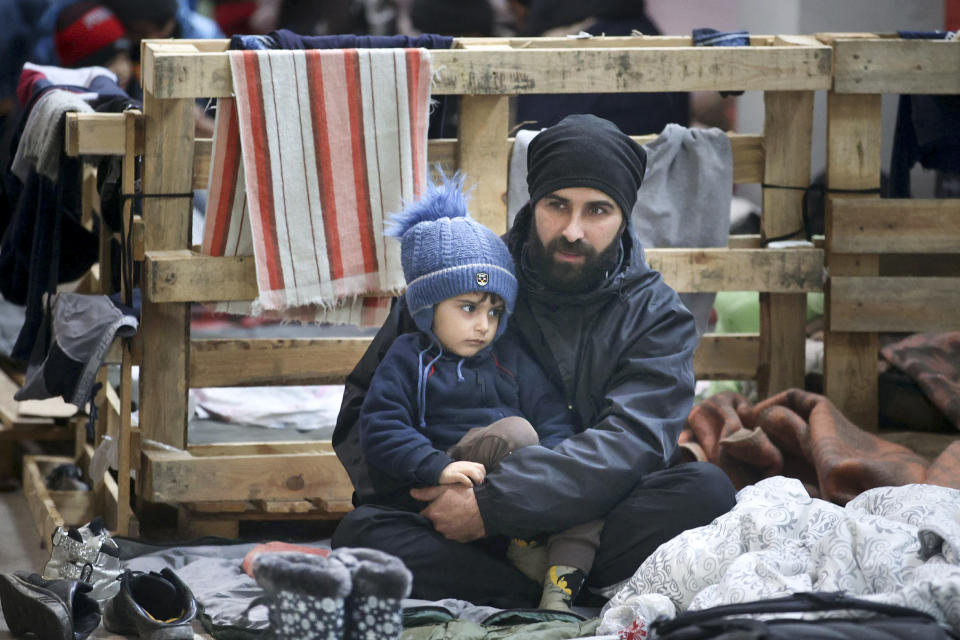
[103,568,197,639]
[43,517,122,602]
[505,537,548,583]
[539,565,586,613]
[0,571,100,640]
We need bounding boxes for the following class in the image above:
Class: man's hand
[411,484,486,543]
[438,461,486,486]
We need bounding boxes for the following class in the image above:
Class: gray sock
[330,548,412,640]
[252,552,352,640]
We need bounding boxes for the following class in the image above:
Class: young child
[357,172,602,612]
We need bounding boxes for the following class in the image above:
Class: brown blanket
[680,389,960,505]
[881,332,960,431]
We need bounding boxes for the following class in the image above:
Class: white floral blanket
[598,476,960,636]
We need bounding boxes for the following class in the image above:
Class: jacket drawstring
[416,338,443,429]
[456,358,465,381]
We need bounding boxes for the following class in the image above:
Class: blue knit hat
[386,171,517,338]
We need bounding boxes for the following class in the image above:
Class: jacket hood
[505,202,658,306]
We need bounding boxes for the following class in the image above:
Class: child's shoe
[539,565,586,613]
[43,517,122,602]
[252,552,352,640]
[330,547,412,640]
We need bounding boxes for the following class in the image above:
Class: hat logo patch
[476,272,489,286]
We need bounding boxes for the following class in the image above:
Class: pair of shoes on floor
[43,517,122,602]
[0,568,197,640]
[252,547,412,640]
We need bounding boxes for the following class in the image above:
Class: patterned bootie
[330,547,412,640]
[539,565,586,613]
[252,551,352,640]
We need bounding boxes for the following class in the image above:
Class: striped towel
[202,48,431,326]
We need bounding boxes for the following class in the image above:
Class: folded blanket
[681,389,960,504]
[601,477,960,635]
[203,48,431,326]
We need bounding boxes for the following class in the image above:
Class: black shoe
[103,568,197,639]
[0,571,100,640]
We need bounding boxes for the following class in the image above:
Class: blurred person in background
[514,0,690,135]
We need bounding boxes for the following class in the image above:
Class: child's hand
[439,461,486,486]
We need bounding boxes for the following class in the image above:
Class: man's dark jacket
[333,203,698,539]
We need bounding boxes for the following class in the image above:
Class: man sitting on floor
[332,114,737,608]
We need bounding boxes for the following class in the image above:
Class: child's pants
[446,416,603,574]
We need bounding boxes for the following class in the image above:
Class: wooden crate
[65,33,833,534]
[819,33,960,431]
[21,452,120,547]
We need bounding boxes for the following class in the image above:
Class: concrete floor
[0,489,212,639]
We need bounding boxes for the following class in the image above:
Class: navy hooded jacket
[359,330,578,494]
[334,203,697,535]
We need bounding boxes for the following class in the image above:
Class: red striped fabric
[201,48,431,327]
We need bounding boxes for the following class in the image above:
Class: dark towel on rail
[680,389,960,504]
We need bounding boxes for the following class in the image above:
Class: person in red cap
[54,1,133,89]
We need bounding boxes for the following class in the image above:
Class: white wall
[645,0,945,202]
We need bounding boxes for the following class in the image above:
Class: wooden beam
[758,90,814,397]
[188,441,335,457]
[648,248,823,293]
[22,456,69,544]
[191,133,762,190]
[190,338,372,387]
[144,250,258,302]
[143,41,830,99]
[824,92,883,431]
[140,449,354,503]
[832,38,960,94]
[146,247,823,303]
[693,334,759,380]
[829,198,960,254]
[830,277,960,332]
[458,96,509,234]
[139,90,194,450]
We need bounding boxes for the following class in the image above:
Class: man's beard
[526,230,623,293]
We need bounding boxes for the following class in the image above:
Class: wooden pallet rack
[65,34,830,536]
[819,33,960,431]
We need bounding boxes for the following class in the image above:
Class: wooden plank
[65,112,128,156]
[192,133,762,190]
[313,497,354,514]
[140,449,354,503]
[140,91,194,451]
[830,277,960,332]
[833,38,960,94]
[22,456,66,545]
[824,92,883,431]
[758,90,814,397]
[144,42,831,99]
[145,250,259,302]
[458,35,778,49]
[148,247,823,303]
[693,334,759,380]
[880,254,960,277]
[458,96,509,234]
[648,248,823,293]
[0,371,58,432]
[190,338,371,387]
[253,499,316,514]
[188,441,335,457]
[830,198,960,254]
[192,139,212,190]
[185,501,252,513]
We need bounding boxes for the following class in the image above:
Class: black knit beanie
[526,114,647,216]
